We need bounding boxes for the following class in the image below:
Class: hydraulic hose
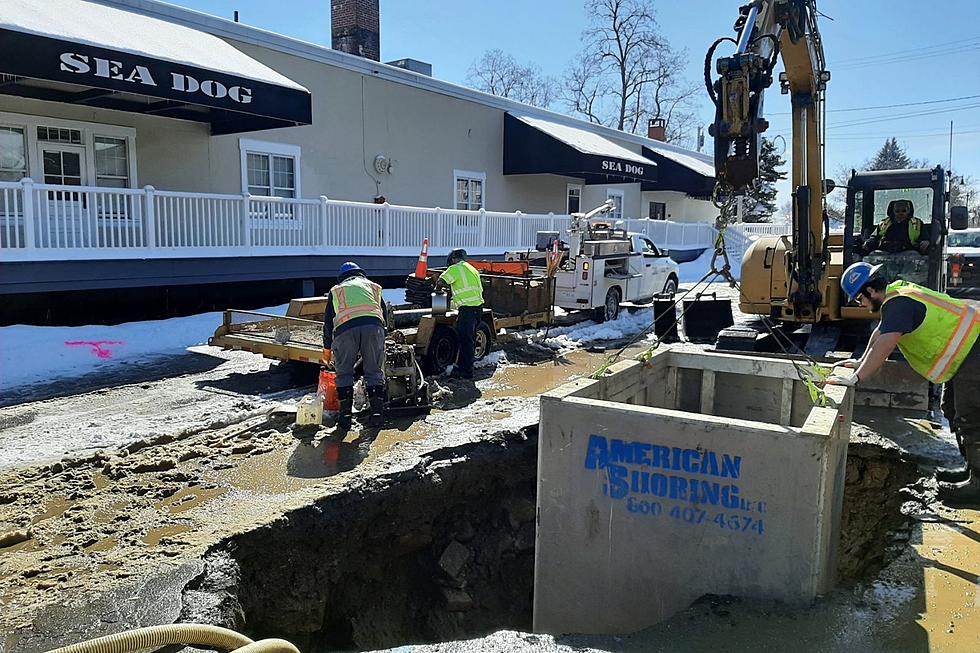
[47,623,299,653]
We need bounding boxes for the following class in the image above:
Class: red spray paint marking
[64,341,125,359]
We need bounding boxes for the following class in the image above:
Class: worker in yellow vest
[861,199,930,255]
[827,262,980,503]
[322,261,386,428]
[436,249,485,380]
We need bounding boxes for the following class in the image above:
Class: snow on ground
[475,350,509,369]
[0,305,287,393]
[534,309,657,352]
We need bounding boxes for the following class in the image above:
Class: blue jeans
[454,305,482,377]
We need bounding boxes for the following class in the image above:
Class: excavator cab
[843,166,950,300]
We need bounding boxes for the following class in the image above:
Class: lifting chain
[709,181,741,288]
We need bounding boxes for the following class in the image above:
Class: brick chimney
[647,117,666,142]
[331,0,380,62]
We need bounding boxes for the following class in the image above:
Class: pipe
[48,624,299,653]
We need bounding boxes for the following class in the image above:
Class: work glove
[918,240,931,255]
[835,359,860,369]
[321,348,332,365]
[825,372,858,387]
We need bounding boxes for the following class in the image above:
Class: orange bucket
[318,369,340,412]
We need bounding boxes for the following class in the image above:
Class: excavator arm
[708,0,831,319]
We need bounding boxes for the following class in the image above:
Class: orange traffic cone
[414,238,430,279]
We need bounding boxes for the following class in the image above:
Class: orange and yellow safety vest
[884,281,980,383]
[330,276,384,330]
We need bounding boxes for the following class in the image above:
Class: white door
[637,236,669,297]
[39,144,89,248]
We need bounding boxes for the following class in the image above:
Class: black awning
[640,146,715,197]
[0,27,311,135]
[504,113,657,185]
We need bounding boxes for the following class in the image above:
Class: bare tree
[562,0,699,144]
[465,49,558,109]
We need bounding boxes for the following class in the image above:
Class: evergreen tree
[866,137,914,170]
[744,137,787,222]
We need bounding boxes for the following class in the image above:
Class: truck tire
[662,275,678,298]
[474,320,493,360]
[423,325,459,374]
[593,287,621,323]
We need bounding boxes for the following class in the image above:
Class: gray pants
[942,342,980,465]
[333,323,386,388]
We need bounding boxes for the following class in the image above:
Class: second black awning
[504,113,657,184]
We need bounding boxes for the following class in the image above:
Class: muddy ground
[2,284,979,652]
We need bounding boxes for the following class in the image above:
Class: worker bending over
[862,199,930,255]
[322,262,386,428]
[436,249,484,380]
[827,262,980,503]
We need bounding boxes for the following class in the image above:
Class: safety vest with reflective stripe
[884,281,980,383]
[877,216,923,244]
[330,276,385,330]
[442,261,484,309]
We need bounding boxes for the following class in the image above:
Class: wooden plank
[699,370,716,415]
[779,378,795,426]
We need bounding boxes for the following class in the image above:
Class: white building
[0,0,716,320]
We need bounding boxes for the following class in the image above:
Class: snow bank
[535,309,656,351]
[0,305,286,393]
[677,248,742,283]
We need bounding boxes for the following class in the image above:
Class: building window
[246,152,296,198]
[454,170,485,210]
[649,201,667,220]
[239,139,302,198]
[94,136,130,188]
[0,126,27,182]
[607,189,624,220]
[37,126,83,145]
[567,184,582,214]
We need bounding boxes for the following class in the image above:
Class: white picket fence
[0,178,747,262]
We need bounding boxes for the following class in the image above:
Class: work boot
[939,445,980,505]
[938,473,980,505]
[367,385,385,428]
[337,386,354,430]
[935,464,970,483]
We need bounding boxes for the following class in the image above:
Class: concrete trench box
[534,349,854,635]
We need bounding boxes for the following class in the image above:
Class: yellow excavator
[707,0,969,353]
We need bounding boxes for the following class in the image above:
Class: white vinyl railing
[0,178,747,262]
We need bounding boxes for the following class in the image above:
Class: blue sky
[168,0,980,210]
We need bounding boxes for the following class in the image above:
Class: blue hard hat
[338,261,363,280]
[841,262,883,301]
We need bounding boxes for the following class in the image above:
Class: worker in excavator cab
[827,262,980,504]
[435,249,484,381]
[322,261,386,429]
[861,199,930,255]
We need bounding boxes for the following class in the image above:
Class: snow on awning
[0,0,312,134]
[503,113,657,184]
[641,143,716,197]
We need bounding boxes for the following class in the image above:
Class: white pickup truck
[508,203,680,322]
[551,228,679,322]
